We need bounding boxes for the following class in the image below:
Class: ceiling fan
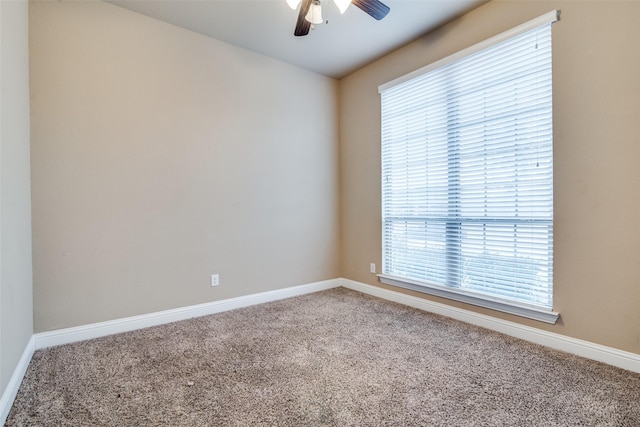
[286,0,390,37]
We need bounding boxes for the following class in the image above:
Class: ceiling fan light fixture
[286,0,301,10]
[305,0,324,25]
[334,0,351,14]
[294,0,389,37]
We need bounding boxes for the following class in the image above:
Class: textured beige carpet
[7,288,640,426]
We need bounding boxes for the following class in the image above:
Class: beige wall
[0,0,33,392]
[340,1,640,354]
[30,0,340,332]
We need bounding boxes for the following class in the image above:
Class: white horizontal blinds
[381,17,555,309]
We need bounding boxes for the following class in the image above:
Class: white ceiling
[106,0,485,79]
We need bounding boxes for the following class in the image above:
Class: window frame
[378,11,560,324]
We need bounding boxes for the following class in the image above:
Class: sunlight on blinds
[380,13,558,313]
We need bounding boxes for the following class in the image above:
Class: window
[379,11,560,323]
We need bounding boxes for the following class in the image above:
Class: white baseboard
[0,335,35,425]
[340,278,640,374]
[34,278,341,350]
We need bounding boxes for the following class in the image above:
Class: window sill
[378,274,560,324]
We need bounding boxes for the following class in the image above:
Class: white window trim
[379,10,560,94]
[378,10,561,324]
[378,274,560,324]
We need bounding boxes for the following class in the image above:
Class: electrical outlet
[211,274,219,287]
[370,263,376,274]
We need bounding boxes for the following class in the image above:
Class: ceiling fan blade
[352,0,390,20]
[294,0,313,36]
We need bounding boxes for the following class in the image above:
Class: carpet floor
[7,287,640,426]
